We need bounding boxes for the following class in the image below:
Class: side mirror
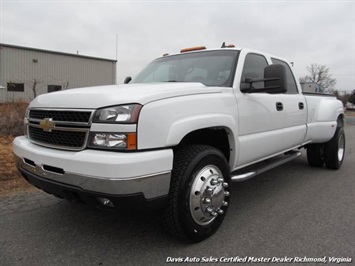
[263,64,287,94]
[241,64,287,94]
[124,76,132,84]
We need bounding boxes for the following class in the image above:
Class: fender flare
[165,114,239,169]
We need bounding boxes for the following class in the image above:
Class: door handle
[299,102,304,110]
[276,102,283,111]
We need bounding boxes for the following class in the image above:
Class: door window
[271,58,299,94]
[241,53,268,90]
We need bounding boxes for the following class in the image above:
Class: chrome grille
[27,109,93,151]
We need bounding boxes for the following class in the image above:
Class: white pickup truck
[13,45,345,242]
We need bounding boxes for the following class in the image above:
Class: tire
[307,144,324,167]
[324,126,345,170]
[163,145,231,242]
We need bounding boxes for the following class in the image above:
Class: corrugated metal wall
[0,45,116,103]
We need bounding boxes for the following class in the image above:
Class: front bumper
[18,167,169,211]
[13,136,173,207]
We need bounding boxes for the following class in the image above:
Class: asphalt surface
[1,125,354,266]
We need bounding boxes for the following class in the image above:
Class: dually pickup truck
[13,44,345,242]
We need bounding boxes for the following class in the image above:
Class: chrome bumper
[15,155,171,200]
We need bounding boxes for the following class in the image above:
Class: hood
[30,83,222,109]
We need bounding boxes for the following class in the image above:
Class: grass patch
[0,102,28,136]
[0,103,34,195]
[0,135,35,195]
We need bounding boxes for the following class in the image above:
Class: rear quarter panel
[304,95,344,143]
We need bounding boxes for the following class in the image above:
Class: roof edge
[0,43,117,63]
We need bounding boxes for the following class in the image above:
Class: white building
[0,43,117,103]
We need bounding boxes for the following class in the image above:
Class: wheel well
[337,114,344,127]
[175,128,230,161]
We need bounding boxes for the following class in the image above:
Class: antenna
[116,34,118,61]
[116,34,118,84]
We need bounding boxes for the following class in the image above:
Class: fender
[137,92,240,169]
[304,96,343,143]
[165,114,239,169]
[306,96,344,123]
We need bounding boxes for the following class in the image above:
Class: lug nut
[224,191,230,196]
[206,206,213,213]
[218,209,224,215]
[211,212,218,217]
[222,201,228,207]
[217,177,224,183]
[223,182,229,188]
[206,186,213,193]
[210,179,218,185]
[203,197,211,204]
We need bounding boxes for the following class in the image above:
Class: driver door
[236,53,285,166]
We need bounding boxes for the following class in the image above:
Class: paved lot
[1,125,354,266]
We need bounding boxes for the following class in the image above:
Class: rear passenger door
[271,58,307,148]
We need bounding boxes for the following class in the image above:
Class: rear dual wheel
[324,126,345,169]
[307,126,345,170]
[163,145,231,242]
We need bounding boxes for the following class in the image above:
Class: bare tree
[63,81,70,90]
[299,63,337,92]
[349,90,355,105]
[30,79,39,98]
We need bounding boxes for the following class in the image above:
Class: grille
[29,110,92,123]
[29,127,87,149]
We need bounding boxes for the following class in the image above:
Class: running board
[231,150,302,182]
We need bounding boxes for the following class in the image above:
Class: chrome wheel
[189,165,229,226]
[338,134,345,162]
[164,145,230,242]
[324,126,345,170]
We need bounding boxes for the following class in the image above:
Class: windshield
[132,50,239,87]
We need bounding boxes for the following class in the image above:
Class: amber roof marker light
[180,46,206,53]
[221,42,235,48]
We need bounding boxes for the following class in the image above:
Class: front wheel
[163,145,231,242]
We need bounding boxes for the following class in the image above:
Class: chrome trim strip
[28,119,90,126]
[28,123,89,132]
[15,155,171,199]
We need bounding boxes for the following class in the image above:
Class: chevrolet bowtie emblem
[39,118,55,132]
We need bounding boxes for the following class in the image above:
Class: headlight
[93,104,142,123]
[88,132,137,150]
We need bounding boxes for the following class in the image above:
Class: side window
[271,58,298,94]
[241,53,268,90]
[48,85,62,93]
[7,82,24,92]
